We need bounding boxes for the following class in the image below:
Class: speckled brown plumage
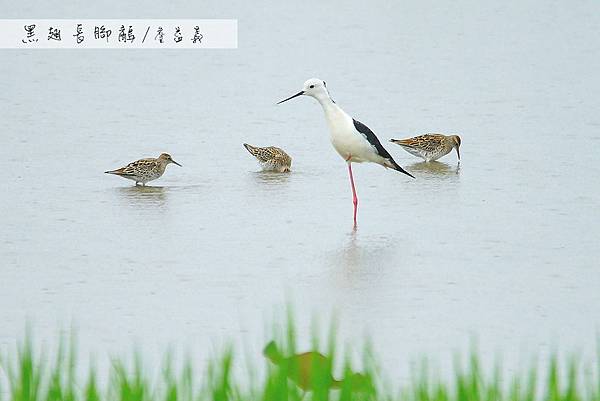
[243,143,292,172]
[105,153,181,186]
[390,134,461,162]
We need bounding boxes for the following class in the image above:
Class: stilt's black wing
[353,119,394,159]
[353,119,415,179]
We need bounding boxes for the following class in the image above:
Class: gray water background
[1,0,599,382]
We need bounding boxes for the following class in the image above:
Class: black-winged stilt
[278,78,414,227]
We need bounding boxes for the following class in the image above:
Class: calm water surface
[1,0,599,380]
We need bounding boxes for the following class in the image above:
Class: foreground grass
[0,324,598,401]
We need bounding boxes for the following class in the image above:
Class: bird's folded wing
[110,166,136,176]
[352,119,395,160]
[399,134,443,150]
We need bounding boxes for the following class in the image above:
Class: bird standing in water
[104,153,181,186]
[278,78,414,227]
[243,143,292,172]
[390,134,461,162]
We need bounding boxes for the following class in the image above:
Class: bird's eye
[323,81,326,87]
[309,85,315,89]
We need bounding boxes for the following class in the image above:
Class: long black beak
[455,146,460,160]
[172,160,182,166]
[277,91,304,104]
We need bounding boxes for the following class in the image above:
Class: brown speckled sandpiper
[105,153,181,186]
[390,134,461,162]
[243,143,292,172]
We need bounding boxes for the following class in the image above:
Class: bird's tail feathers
[389,138,414,148]
[105,168,133,176]
[385,158,415,179]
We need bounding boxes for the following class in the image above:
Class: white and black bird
[278,78,414,227]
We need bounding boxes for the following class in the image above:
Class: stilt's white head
[277,78,333,104]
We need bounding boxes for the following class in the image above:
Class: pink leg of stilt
[347,161,358,227]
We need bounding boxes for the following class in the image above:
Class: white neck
[313,92,345,120]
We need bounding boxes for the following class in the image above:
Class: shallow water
[1,0,600,381]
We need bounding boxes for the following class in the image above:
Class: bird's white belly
[137,170,162,183]
[402,146,429,160]
[401,146,448,162]
[329,123,374,163]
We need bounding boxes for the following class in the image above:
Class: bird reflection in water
[115,185,169,209]
[336,231,396,271]
[407,161,460,177]
[327,231,399,295]
[252,170,292,185]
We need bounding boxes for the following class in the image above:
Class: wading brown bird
[105,153,181,186]
[243,143,292,173]
[390,134,461,162]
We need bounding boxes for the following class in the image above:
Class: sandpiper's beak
[455,146,460,160]
[277,91,304,104]
[172,160,182,166]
